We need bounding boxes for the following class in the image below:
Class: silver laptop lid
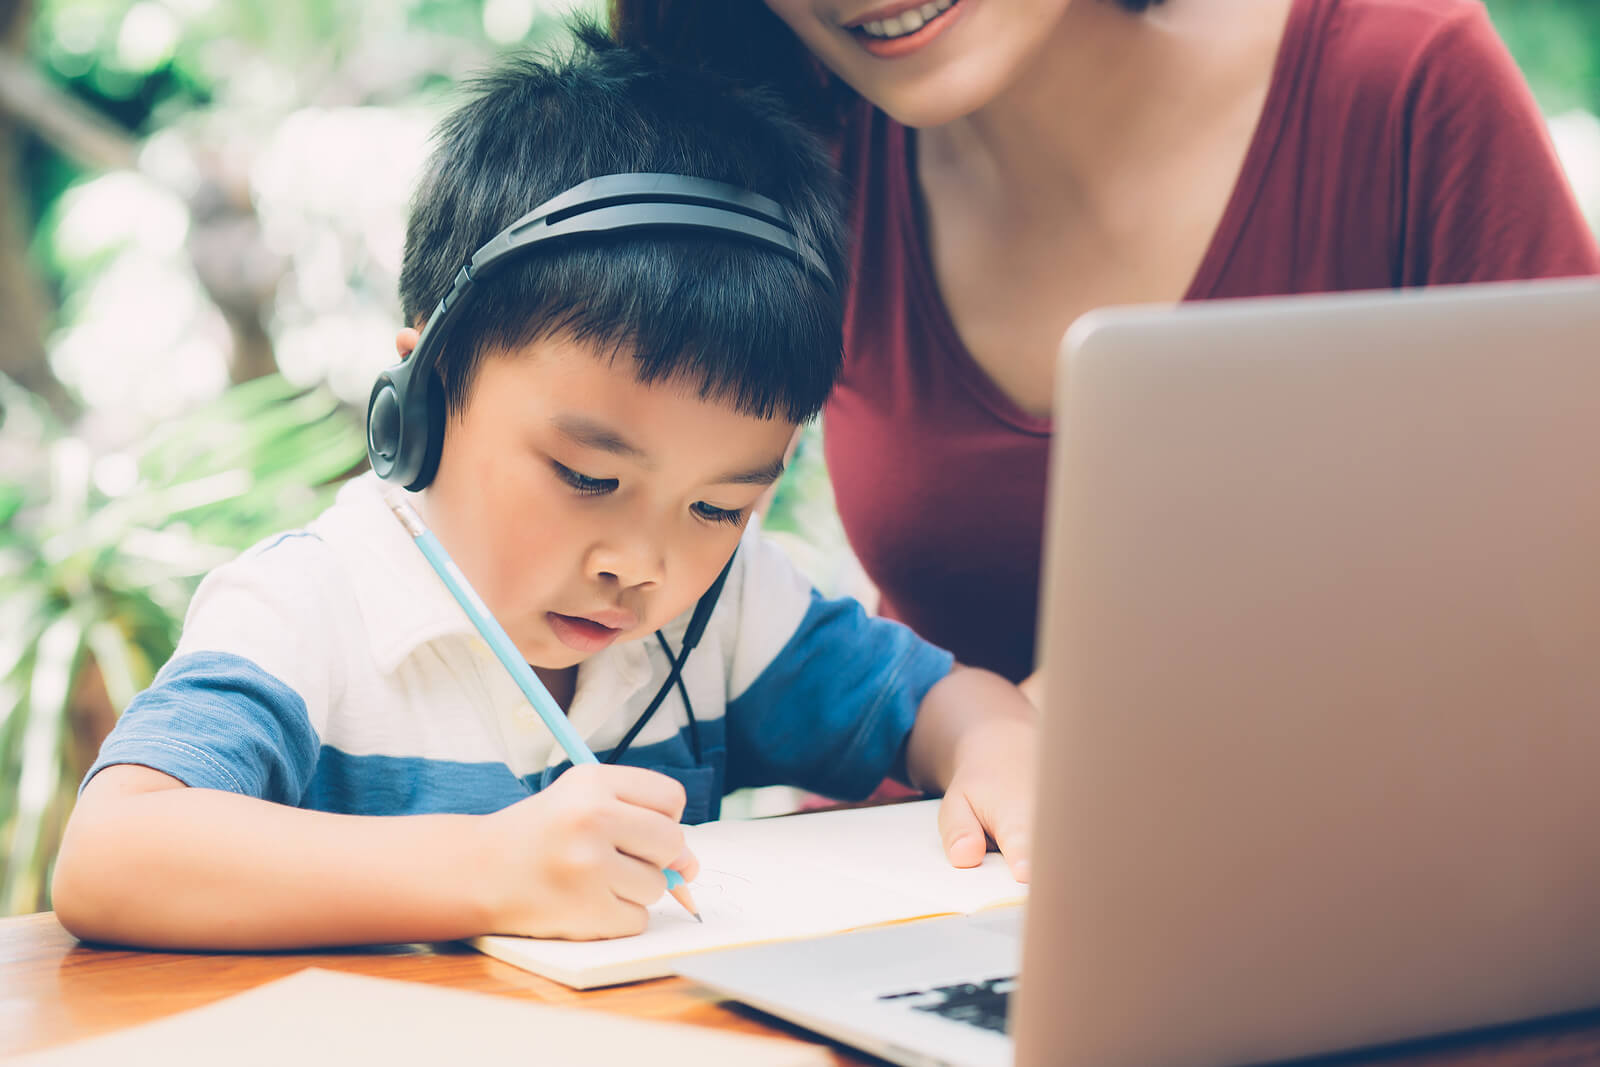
[1017,278,1600,1067]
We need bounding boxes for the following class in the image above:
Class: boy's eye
[552,461,617,496]
[691,501,746,527]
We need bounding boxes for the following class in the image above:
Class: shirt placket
[554,639,654,768]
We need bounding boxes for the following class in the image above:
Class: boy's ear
[395,327,421,360]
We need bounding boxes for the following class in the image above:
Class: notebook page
[472,799,1028,987]
[475,820,937,984]
[713,800,1028,915]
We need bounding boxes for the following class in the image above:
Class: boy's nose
[585,536,666,591]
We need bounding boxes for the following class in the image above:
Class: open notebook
[473,799,1028,989]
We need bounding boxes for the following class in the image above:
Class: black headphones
[367,172,831,493]
[367,172,830,762]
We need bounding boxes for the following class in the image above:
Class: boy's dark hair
[399,24,847,424]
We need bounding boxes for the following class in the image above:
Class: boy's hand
[937,717,1036,883]
[473,763,699,940]
[905,667,1037,884]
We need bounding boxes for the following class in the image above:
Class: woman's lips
[847,0,966,59]
[546,612,625,653]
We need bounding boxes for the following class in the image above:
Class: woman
[613,0,1600,697]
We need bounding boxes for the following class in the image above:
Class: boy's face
[415,330,796,669]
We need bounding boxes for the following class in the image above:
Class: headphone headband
[366,172,832,492]
[500,173,804,245]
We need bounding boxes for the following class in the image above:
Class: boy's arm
[53,762,697,950]
[903,666,1037,883]
[54,765,494,948]
[51,523,697,950]
[714,527,1034,878]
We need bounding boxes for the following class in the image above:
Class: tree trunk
[184,171,286,384]
[0,0,73,420]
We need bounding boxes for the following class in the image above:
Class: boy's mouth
[546,611,631,654]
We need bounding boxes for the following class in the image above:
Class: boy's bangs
[446,239,842,424]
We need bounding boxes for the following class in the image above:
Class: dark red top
[826,0,1600,683]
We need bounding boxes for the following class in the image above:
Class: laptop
[677,276,1600,1067]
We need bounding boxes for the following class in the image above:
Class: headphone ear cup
[404,367,449,492]
[366,370,406,481]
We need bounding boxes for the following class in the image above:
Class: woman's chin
[848,70,1009,129]
[873,95,987,130]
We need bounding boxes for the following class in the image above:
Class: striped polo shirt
[87,474,954,823]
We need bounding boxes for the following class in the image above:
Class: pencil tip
[694,912,703,923]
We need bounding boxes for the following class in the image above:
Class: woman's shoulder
[1309,0,1512,90]
[1278,0,1542,175]
[1273,0,1598,286]
[1328,0,1490,30]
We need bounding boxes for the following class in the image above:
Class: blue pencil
[385,491,701,923]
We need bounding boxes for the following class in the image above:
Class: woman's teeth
[859,0,955,39]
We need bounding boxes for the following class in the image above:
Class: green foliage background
[1486,0,1600,115]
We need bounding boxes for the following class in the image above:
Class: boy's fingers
[608,803,689,871]
[937,791,987,869]
[602,765,689,820]
[607,853,669,909]
[987,815,1032,883]
[596,897,651,940]
[669,847,701,884]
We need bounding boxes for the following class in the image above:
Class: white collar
[311,474,661,748]
[310,474,481,674]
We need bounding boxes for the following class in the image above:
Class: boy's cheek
[645,529,746,629]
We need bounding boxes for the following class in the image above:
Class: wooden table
[7,911,1600,1065]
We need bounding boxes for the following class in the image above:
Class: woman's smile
[846,0,965,57]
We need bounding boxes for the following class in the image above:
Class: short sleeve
[84,532,347,804]
[1398,5,1600,284]
[718,530,955,798]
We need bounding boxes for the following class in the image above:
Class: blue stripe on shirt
[88,650,733,822]
[86,651,319,803]
[536,718,730,824]
[724,590,955,799]
[303,728,727,821]
[302,750,534,816]
[86,597,955,818]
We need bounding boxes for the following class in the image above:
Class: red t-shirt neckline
[830,0,1599,682]
[888,0,1319,438]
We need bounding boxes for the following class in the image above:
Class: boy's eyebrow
[552,415,650,464]
[551,415,784,486]
[712,456,787,487]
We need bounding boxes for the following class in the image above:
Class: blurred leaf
[1486,0,1600,115]
[4,614,83,914]
[0,371,365,913]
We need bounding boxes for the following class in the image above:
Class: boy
[52,28,1035,949]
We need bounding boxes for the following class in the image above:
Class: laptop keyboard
[876,975,1016,1035]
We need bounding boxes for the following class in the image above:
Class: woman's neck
[920,0,1285,215]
